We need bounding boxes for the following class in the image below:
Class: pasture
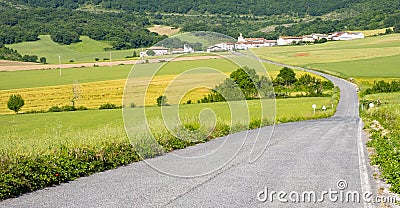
[6,35,137,64]
[0,57,326,114]
[0,97,335,156]
[252,34,400,79]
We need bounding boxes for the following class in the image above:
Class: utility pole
[58,54,62,77]
[109,51,112,69]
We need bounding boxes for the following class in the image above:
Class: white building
[172,48,185,54]
[302,35,314,42]
[277,36,303,46]
[207,45,224,53]
[184,44,194,53]
[215,42,235,51]
[235,33,277,49]
[312,33,330,41]
[140,46,169,57]
[330,32,365,41]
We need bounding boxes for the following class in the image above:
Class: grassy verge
[0,95,338,200]
[361,92,400,193]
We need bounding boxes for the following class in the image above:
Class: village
[140,31,365,57]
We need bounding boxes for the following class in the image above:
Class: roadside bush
[0,141,140,200]
[249,119,261,129]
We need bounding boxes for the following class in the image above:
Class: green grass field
[252,34,400,79]
[0,97,335,155]
[6,35,137,64]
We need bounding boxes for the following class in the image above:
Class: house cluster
[140,44,194,57]
[207,31,365,52]
[140,31,365,56]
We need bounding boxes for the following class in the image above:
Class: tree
[40,57,47,64]
[156,95,168,106]
[394,23,400,33]
[133,50,138,57]
[7,94,25,113]
[50,30,80,45]
[146,49,156,56]
[275,67,297,86]
[22,55,38,62]
[230,67,259,98]
[199,67,274,103]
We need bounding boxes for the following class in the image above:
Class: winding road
[0,56,377,207]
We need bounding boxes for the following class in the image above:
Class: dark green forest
[0,0,399,51]
[3,0,363,16]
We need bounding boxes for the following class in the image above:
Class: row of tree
[199,67,334,103]
[363,80,400,95]
[273,67,334,97]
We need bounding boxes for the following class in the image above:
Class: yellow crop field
[0,69,326,114]
[0,73,228,114]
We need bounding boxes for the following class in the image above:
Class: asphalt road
[0,58,376,207]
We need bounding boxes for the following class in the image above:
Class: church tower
[238,33,245,42]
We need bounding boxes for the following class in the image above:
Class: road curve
[0,56,376,207]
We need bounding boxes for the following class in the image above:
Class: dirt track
[0,56,222,72]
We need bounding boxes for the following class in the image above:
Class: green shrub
[48,106,62,112]
[156,95,168,106]
[61,105,77,111]
[0,142,140,200]
[25,109,46,114]
[99,103,119,110]
[7,94,25,113]
[77,106,88,111]
[249,119,261,129]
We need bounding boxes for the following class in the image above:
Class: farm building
[277,36,303,45]
[330,32,365,41]
[140,46,169,57]
[207,45,224,53]
[235,33,277,49]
